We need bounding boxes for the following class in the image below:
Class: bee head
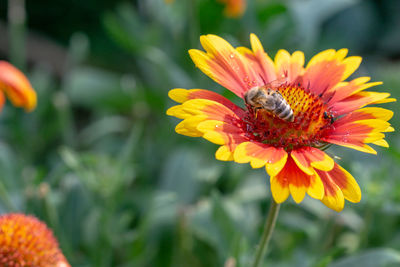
[244,87,261,106]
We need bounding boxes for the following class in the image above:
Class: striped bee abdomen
[273,94,294,122]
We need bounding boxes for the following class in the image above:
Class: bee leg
[254,107,261,119]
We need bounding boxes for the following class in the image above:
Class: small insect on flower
[244,84,294,122]
[323,111,335,124]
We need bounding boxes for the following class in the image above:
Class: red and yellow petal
[0,61,36,111]
[197,120,246,145]
[271,156,324,204]
[300,49,362,96]
[168,99,249,162]
[168,88,246,117]
[289,183,307,204]
[324,117,392,154]
[167,98,240,123]
[167,98,244,140]
[321,140,377,155]
[270,174,290,203]
[248,34,278,84]
[290,149,314,175]
[175,117,205,137]
[197,120,248,161]
[328,140,377,154]
[333,119,391,137]
[372,139,389,147]
[328,164,361,203]
[307,174,324,200]
[316,163,361,212]
[321,180,345,212]
[274,49,305,83]
[326,77,383,104]
[236,45,277,86]
[338,107,393,123]
[216,145,235,161]
[330,91,396,115]
[291,147,334,174]
[233,141,287,175]
[189,35,263,97]
[271,157,360,211]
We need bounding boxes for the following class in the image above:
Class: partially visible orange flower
[0,213,70,267]
[167,34,395,212]
[218,0,246,18]
[164,0,246,18]
[0,61,36,112]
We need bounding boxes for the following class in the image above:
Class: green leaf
[330,249,400,267]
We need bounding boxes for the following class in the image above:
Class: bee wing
[263,76,289,88]
[267,80,283,88]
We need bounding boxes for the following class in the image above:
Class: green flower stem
[252,200,280,267]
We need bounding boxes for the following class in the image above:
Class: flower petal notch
[0,213,70,267]
[167,33,395,212]
[0,61,37,112]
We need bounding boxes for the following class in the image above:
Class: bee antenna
[322,85,329,95]
[260,75,267,85]
[326,91,336,103]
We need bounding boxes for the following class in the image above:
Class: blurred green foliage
[0,0,400,266]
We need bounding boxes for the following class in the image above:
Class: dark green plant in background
[0,0,399,266]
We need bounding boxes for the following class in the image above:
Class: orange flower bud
[0,61,37,112]
[219,0,246,18]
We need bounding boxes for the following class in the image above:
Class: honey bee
[244,85,294,122]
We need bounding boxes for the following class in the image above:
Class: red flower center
[243,83,334,151]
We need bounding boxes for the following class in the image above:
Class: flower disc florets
[245,83,334,151]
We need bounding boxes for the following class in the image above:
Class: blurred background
[0,0,399,266]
